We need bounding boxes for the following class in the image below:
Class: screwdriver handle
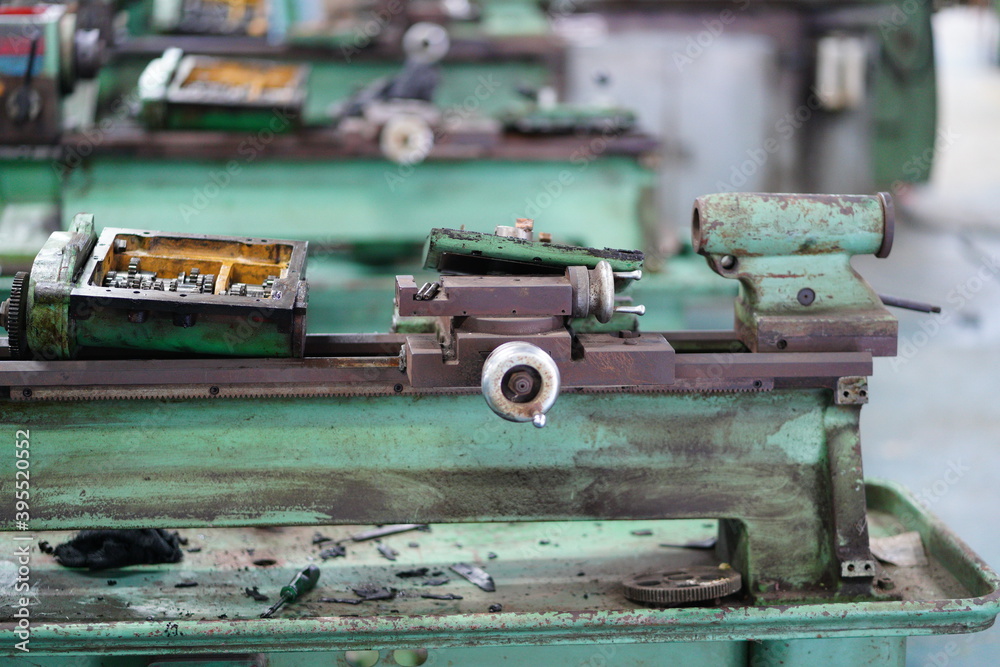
[279,564,320,602]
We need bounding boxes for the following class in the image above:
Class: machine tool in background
[0,2,110,143]
[330,21,489,163]
[138,47,309,130]
[30,7,667,339]
[152,0,270,36]
[500,81,636,135]
[0,192,994,666]
[0,2,114,276]
[0,214,308,359]
[2,0,941,341]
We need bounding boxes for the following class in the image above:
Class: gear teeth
[6,272,30,360]
[8,381,771,402]
[9,385,482,402]
[623,566,742,606]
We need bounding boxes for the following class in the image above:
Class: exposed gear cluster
[104,258,216,294]
[102,258,280,299]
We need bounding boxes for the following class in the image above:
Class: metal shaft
[879,294,941,314]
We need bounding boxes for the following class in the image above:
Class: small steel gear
[3,272,31,360]
[622,565,742,606]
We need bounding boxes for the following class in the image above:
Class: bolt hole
[797,287,816,306]
[22,388,32,398]
[393,649,429,666]
[864,564,872,571]
[847,563,856,572]
[752,380,762,388]
[209,386,220,396]
[393,383,404,393]
[860,390,867,397]
[776,339,787,350]
[719,255,737,270]
[512,310,517,314]
[843,391,850,397]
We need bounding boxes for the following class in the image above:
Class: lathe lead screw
[260,565,321,618]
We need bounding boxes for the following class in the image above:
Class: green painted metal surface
[61,158,651,254]
[748,636,906,666]
[872,0,938,187]
[0,388,873,597]
[423,228,643,272]
[693,193,897,353]
[0,161,60,205]
[95,59,551,129]
[0,481,994,660]
[24,214,96,359]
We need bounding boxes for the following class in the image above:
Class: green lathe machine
[0,192,996,666]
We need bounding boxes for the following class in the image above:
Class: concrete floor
[852,7,1000,665]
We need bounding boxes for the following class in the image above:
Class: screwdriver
[260,564,321,618]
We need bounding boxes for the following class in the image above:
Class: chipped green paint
[692,193,898,353]
[423,228,644,273]
[0,482,995,662]
[2,389,862,595]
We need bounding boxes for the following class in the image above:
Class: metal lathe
[0,192,996,666]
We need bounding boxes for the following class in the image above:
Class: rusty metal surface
[0,387,875,601]
[59,127,658,161]
[423,227,644,273]
[693,193,899,357]
[0,332,870,400]
[0,482,996,655]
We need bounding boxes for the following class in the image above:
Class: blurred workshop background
[0,0,999,663]
[859,6,1000,666]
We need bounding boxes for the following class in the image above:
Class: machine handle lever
[879,294,941,314]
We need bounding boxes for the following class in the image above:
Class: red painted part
[0,38,47,57]
[0,6,50,14]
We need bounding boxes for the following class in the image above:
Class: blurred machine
[0,3,109,142]
[0,193,996,665]
[2,0,940,341]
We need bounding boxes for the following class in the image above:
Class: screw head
[797,288,816,306]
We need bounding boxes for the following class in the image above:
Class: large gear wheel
[622,565,742,606]
[2,272,30,360]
